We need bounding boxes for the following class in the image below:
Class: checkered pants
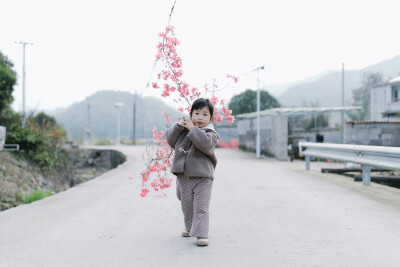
[176,175,213,238]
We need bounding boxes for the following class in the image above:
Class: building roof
[237,106,362,119]
[389,76,400,86]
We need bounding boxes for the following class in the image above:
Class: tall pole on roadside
[87,103,91,145]
[115,102,124,145]
[341,63,345,144]
[132,92,137,145]
[253,65,264,158]
[15,41,33,128]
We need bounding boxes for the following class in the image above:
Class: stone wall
[290,129,341,144]
[214,122,238,142]
[345,121,400,146]
[238,115,288,160]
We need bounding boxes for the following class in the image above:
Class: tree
[27,112,67,143]
[228,89,280,115]
[347,72,383,121]
[31,112,57,128]
[0,51,17,113]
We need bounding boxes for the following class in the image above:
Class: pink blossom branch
[138,7,238,197]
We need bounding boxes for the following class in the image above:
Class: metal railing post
[306,156,310,170]
[362,165,371,186]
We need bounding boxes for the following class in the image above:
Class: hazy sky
[2,0,400,112]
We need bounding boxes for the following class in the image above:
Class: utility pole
[86,103,91,145]
[15,41,33,128]
[341,63,345,144]
[253,65,264,158]
[115,102,124,145]
[132,92,137,145]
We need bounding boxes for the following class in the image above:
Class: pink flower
[162,91,169,97]
[140,187,150,197]
[166,25,175,32]
[155,52,163,59]
[211,96,219,106]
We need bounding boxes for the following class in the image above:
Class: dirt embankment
[0,148,126,211]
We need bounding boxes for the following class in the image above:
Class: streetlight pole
[15,41,33,128]
[115,102,124,145]
[341,63,345,144]
[253,65,264,158]
[132,92,136,145]
[86,103,91,145]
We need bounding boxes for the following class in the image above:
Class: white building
[371,76,400,120]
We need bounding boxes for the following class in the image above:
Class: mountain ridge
[277,54,400,107]
[53,90,182,142]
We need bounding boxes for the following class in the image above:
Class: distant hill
[53,90,183,141]
[266,70,332,97]
[277,55,400,107]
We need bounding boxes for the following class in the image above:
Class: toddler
[165,98,220,246]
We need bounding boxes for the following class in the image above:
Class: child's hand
[179,117,194,131]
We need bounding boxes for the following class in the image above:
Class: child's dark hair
[190,98,214,118]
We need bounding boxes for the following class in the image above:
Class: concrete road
[1,146,400,266]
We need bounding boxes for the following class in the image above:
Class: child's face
[190,107,212,128]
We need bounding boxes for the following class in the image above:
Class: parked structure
[371,76,400,120]
[237,107,360,160]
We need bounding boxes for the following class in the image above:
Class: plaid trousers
[176,175,213,238]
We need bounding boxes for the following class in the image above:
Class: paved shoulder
[1,147,400,266]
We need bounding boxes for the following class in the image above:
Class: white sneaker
[196,237,209,246]
[182,231,190,237]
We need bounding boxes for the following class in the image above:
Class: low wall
[289,129,341,144]
[214,122,238,142]
[238,115,288,160]
[346,121,400,146]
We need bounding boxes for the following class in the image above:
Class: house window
[395,90,398,100]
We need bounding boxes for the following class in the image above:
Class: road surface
[1,146,400,266]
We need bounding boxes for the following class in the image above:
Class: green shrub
[24,189,52,204]
[120,138,132,145]
[135,139,148,145]
[94,138,114,145]
[6,124,69,171]
[0,108,21,128]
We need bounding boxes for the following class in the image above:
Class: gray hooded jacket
[165,123,220,179]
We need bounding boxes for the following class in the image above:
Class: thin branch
[167,0,178,27]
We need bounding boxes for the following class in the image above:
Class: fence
[299,142,400,185]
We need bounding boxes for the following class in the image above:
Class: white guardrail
[298,142,400,186]
[0,126,19,151]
